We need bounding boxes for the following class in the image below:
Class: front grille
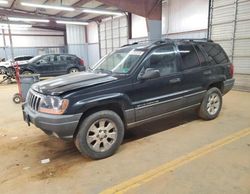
[27,90,42,111]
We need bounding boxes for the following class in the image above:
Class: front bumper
[22,103,82,139]
[223,78,235,95]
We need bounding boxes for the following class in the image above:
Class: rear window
[178,44,200,70]
[200,43,229,65]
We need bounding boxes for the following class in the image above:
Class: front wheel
[198,87,222,120]
[74,110,124,160]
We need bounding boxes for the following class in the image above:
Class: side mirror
[138,68,160,80]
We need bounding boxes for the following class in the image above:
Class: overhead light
[21,2,75,11]
[8,17,50,23]
[82,8,123,16]
[56,20,88,25]
[0,0,8,4]
[0,23,32,29]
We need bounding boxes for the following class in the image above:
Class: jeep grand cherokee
[22,39,235,159]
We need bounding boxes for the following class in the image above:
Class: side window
[56,55,63,62]
[200,43,229,65]
[59,55,76,62]
[144,45,178,76]
[41,55,55,63]
[178,44,200,70]
[194,45,207,66]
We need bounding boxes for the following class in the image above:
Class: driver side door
[131,44,185,121]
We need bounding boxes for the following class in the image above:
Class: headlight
[38,96,69,115]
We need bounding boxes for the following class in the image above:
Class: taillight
[80,59,84,65]
[229,63,234,77]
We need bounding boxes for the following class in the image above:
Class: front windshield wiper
[94,68,113,74]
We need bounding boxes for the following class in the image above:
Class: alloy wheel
[86,119,118,152]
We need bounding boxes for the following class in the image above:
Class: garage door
[208,0,250,74]
[99,16,128,57]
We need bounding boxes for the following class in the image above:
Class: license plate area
[22,109,30,126]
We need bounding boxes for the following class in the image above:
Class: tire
[0,66,7,74]
[198,87,222,120]
[68,68,79,74]
[12,93,22,104]
[22,70,33,75]
[74,110,124,160]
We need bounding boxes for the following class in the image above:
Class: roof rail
[121,42,139,47]
[169,38,213,42]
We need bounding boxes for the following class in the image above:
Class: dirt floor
[0,82,250,194]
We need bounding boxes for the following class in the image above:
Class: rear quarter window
[200,43,229,65]
[60,55,78,62]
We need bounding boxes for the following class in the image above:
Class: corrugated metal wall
[99,16,128,57]
[209,0,250,74]
[0,28,65,48]
[66,24,89,66]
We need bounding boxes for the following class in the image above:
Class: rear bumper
[223,78,235,95]
[22,104,82,139]
[79,66,86,71]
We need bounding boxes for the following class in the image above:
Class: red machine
[12,62,23,104]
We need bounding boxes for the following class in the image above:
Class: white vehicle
[0,55,34,74]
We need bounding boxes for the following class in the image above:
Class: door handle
[169,78,181,84]
[203,70,212,75]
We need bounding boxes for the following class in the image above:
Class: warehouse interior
[0,0,250,193]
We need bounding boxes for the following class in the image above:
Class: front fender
[68,93,132,114]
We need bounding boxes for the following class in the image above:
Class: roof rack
[121,38,214,48]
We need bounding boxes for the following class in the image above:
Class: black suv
[23,39,234,159]
[19,54,85,76]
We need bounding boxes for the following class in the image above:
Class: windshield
[93,47,145,74]
[29,55,41,63]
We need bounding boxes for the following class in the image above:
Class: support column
[1,29,8,59]
[65,24,89,68]
[7,23,14,60]
[146,19,162,41]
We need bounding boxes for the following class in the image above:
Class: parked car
[0,55,33,74]
[22,39,234,159]
[19,54,85,76]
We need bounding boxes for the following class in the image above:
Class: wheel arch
[207,81,224,92]
[73,101,127,138]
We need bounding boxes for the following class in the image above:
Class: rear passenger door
[52,55,68,75]
[177,44,206,106]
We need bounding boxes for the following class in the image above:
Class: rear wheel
[198,87,222,120]
[68,68,79,74]
[74,110,124,160]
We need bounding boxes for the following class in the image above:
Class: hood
[32,71,117,95]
